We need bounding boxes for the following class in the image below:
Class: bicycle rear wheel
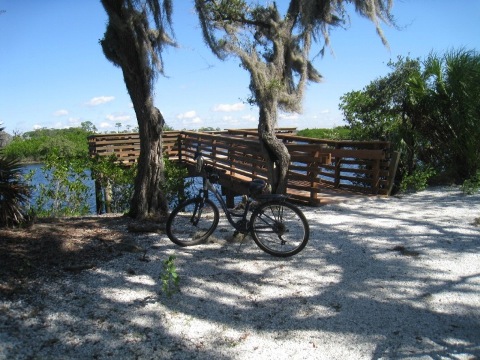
[166,198,219,246]
[249,200,309,257]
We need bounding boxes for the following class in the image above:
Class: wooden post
[309,151,320,204]
[371,159,381,194]
[386,151,401,195]
[334,144,342,188]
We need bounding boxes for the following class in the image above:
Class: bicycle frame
[198,173,252,233]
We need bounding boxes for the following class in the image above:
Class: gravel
[1,186,479,359]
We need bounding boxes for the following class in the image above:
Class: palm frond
[0,154,31,227]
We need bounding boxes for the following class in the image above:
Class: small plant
[400,165,436,193]
[462,170,480,195]
[159,255,180,297]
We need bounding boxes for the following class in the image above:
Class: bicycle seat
[249,179,270,196]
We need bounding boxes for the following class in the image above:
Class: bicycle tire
[249,200,309,257]
[166,198,219,247]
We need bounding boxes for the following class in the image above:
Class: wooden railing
[87,131,182,165]
[88,129,399,206]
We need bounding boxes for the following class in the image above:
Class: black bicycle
[165,150,309,257]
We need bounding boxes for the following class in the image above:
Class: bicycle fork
[189,198,205,226]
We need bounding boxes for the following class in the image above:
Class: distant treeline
[1,128,91,162]
[296,127,351,140]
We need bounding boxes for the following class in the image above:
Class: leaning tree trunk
[100,1,170,221]
[258,104,290,194]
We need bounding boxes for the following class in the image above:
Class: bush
[399,165,436,193]
[25,152,92,217]
[462,171,480,195]
[90,155,136,214]
[0,153,30,227]
[90,155,191,214]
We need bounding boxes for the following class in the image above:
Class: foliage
[399,165,436,193]
[339,49,480,191]
[0,151,30,227]
[162,156,192,208]
[198,127,221,132]
[462,170,480,195]
[159,255,180,297]
[2,127,91,162]
[25,152,92,217]
[90,155,191,214]
[297,127,351,140]
[410,49,480,182]
[90,155,136,214]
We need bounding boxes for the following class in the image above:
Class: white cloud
[67,117,81,126]
[241,114,257,122]
[180,116,203,128]
[279,113,300,120]
[176,110,197,119]
[86,96,115,106]
[213,103,245,112]
[53,109,69,117]
[176,110,203,129]
[106,114,132,122]
[99,122,111,129]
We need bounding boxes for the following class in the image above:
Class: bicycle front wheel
[166,198,219,247]
[249,200,309,257]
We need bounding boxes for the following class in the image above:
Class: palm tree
[411,48,480,181]
[100,0,175,220]
[195,0,394,193]
[0,125,30,227]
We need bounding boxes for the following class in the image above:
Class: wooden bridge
[88,129,400,208]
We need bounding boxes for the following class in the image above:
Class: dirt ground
[0,215,160,298]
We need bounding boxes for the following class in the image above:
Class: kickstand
[232,231,249,253]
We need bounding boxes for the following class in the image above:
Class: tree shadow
[1,189,479,358]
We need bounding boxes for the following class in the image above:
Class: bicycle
[165,149,309,257]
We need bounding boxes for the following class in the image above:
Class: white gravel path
[1,186,479,359]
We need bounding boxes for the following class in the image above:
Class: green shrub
[399,165,436,193]
[462,170,480,195]
[90,155,136,214]
[90,155,191,214]
[163,156,192,208]
[25,152,92,217]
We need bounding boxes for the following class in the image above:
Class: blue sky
[0,1,479,134]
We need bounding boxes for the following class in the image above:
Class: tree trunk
[257,105,290,194]
[128,91,169,221]
[122,80,168,221]
[100,1,170,221]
